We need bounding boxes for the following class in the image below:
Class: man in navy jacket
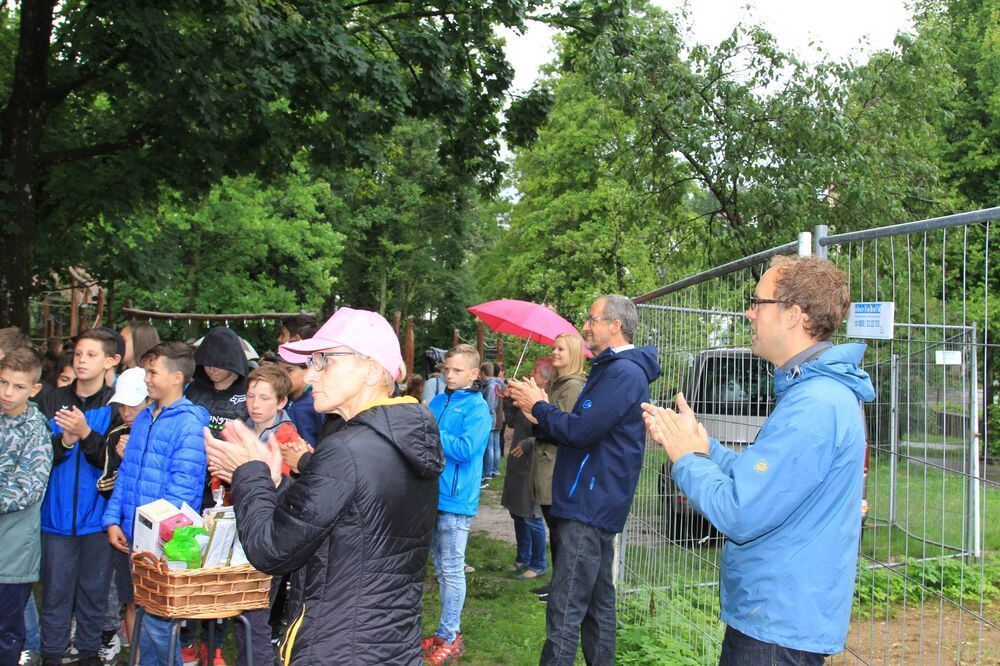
[510,295,660,666]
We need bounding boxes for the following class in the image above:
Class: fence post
[969,321,981,560]
[813,225,829,258]
[797,231,812,257]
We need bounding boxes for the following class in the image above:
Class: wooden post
[405,316,415,378]
[68,276,79,337]
[43,296,52,340]
[453,329,460,347]
[92,287,106,329]
[393,311,402,336]
[476,322,484,364]
[497,336,505,369]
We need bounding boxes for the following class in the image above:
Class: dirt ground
[470,480,517,545]
[830,602,1000,664]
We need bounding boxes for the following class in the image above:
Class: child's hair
[405,374,425,399]
[129,322,161,365]
[141,341,196,384]
[76,328,120,359]
[480,362,495,378]
[0,346,44,383]
[282,314,319,340]
[0,326,30,356]
[446,343,480,369]
[246,364,292,401]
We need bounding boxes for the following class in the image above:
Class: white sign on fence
[935,350,963,365]
[846,301,895,340]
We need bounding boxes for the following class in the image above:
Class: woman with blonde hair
[530,332,587,600]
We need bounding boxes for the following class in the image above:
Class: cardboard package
[133,499,180,558]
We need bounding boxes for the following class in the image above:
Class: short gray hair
[534,357,555,381]
[597,294,638,343]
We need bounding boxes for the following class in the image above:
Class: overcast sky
[501,0,914,94]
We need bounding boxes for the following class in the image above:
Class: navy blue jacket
[286,388,325,448]
[40,381,118,536]
[532,346,660,533]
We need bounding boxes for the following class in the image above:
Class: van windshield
[691,353,774,417]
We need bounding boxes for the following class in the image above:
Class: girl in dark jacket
[205,308,444,665]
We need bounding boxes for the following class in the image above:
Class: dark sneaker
[538,592,549,603]
[531,583,551,595]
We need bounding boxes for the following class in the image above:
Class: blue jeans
[24,592,40,652]
[137,612,183,666]
[718,625,826,665]
[539,519,616,666]
[512,515,547,571]
[483,429,501,477]
[431,511,474,642]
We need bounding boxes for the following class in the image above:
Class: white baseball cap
[109,367,149,407]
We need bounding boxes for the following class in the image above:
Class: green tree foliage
[0,0,546,327]
[476,70,697,319]
[81,160,342,343]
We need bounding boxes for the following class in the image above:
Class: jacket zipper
[568,453,590,498]
[281,603,306,664]
[72,449,80,536]
[439,394,461,495]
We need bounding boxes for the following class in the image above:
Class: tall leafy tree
[0,0,553,327]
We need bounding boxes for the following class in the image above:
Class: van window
[691,354,774,417]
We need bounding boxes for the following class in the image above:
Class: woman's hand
[278,436,314,474]
[205,420,282,487]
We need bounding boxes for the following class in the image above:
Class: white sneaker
[98,633,121,664]
[61,646,78,664]
[18,650,41,666]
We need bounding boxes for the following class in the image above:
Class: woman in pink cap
[205,308,445,665]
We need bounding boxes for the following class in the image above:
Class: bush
[986,403,1000,459]
[853,557,1000,617]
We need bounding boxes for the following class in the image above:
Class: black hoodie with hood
[186,326,250,431]
[231,398,444,666]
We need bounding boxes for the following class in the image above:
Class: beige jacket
[531,372,586,505]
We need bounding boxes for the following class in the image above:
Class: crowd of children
[0,315,520,666]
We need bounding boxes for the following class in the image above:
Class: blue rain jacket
[429,387,492,516]
[672,343,876,654]
[532,346,661,533]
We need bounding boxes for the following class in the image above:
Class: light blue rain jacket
[672,343,876,654]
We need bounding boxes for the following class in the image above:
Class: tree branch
[40,123,158,166]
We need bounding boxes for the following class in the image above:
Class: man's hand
[508,378,548,423]
[510,443,525,458]
[54,407,92,440]
[107,524,130,553]
[641,393,710,463]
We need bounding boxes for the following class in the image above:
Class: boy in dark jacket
[103,342,209,666]
[39,329,121,666]
[0,347,51,665]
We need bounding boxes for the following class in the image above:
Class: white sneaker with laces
[98,633,121,664]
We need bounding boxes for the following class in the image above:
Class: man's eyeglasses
[584,315,615,325]
[748,296,788,310]
[308,351,357,371]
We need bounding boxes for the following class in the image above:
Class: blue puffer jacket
[671,343,876,654]
[102,398,209,542]
[429,388,492,516]
[532,346,661,533]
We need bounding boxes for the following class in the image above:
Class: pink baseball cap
[282,307,405,380]
[277,345,310,366]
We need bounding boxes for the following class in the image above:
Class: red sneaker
[421,636,444,653]
[424,634,465,664]
[196,643,227,666]
[180,645,200,666]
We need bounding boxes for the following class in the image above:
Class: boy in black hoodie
[182,326,248,666]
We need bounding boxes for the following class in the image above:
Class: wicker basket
[131,552,271,619]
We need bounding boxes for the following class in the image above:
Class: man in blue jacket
[510,294,661,666]
[423,344,492,665]
[643,256,876,664]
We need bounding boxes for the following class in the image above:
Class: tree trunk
[0,1,56,328]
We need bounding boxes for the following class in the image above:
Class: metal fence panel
[622,209,997,664]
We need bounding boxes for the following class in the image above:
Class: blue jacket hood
[592,345,661,384]
[775,342,876,403]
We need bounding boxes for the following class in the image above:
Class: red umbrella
[467,299,591,375]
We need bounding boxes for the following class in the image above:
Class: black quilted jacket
[231,399,444,665]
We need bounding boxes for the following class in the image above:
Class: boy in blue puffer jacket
[423,344,492,665]
[103,342,208,666]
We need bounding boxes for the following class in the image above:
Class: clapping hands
[641,393,710,463]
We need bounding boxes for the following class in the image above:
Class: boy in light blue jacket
[644,256,875,663]
[423,344,492,664]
